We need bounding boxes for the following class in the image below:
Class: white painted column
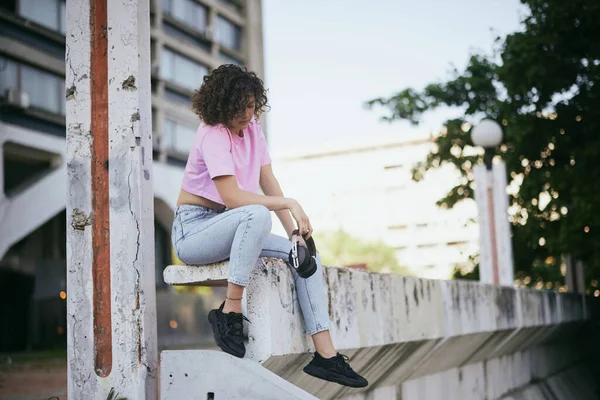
[245,0,265,78]
[66,0,158,399]
[0,134,5,225]
[565,254,585,294]
[474,161,514,286]
[0,135,4,202]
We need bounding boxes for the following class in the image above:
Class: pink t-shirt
[181,118,271,205]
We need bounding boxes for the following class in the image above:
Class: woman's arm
[259,164,313,239]
[214,174,291,211]
[213,170,312,236]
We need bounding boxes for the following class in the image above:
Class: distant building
[0,0,264,351]
[271,132,480,280]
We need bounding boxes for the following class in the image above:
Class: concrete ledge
[163,262,229,286]
[162,259,598,400]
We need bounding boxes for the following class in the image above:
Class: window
[216,16,241,50]
[162,118,196,154]
[219,0,243,12]
[59,1,66,34]
[163,0,207,33]
[163,23,211,51]
[164,88,192,107]
[219,51,244,66]
[160,48,208,91]
[19,0,66,35]
[0,56,65,115]
[0,58,18,94]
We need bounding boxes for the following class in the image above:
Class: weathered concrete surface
[66,0,158,399]
[160,350,317,400]
[498,363,599,400]
[163,260,599,400]
[399,341,599,400]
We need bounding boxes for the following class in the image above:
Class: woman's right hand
[288,200,313,239]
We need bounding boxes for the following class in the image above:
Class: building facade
[271,132,480,280]
[0,0,264,351]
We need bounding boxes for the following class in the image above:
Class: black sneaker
[303,352,368,388]
[207,301,249,358]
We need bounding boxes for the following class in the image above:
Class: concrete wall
[163,260,600,400]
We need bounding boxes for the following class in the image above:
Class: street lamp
[471,119,503,169]
[471,119,514,286]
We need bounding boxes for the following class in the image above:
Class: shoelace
[226,313,250,338]
[335,353,353,373]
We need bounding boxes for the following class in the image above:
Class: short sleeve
[257,124,272,166]
[201,129,235,178]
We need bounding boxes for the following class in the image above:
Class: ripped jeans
[172,204,330,335]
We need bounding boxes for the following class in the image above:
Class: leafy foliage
[367,0,600,291]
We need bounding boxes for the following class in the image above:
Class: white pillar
[565,254,585,294]
[0,134,5,225]
[66,0,158,398]
[474,161,514,286]
[0,135,4,202]
[245,0,265,78]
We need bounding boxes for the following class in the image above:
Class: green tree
[314,230,411,275]
[366,0,600,291]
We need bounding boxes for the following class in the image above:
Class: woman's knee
[243,205,272,233]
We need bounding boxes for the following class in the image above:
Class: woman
[172,64,367,388]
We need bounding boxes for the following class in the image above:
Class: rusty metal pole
[66,0,158,398]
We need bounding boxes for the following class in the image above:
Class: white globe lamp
[471,119,503,148]
[471,119,503,169]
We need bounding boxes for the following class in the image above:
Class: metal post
[66,0,158,398]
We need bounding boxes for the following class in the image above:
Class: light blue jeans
[172,204,330,335]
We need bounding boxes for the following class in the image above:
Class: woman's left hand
[291,232,308,248]
[298,235,308,248]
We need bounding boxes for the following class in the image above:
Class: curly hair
[191,64,269,126]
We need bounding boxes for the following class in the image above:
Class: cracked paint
[122,75,137,90]
[66,85,77,100]
[71,208,93,230]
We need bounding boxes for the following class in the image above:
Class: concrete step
[160,350,317,400]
